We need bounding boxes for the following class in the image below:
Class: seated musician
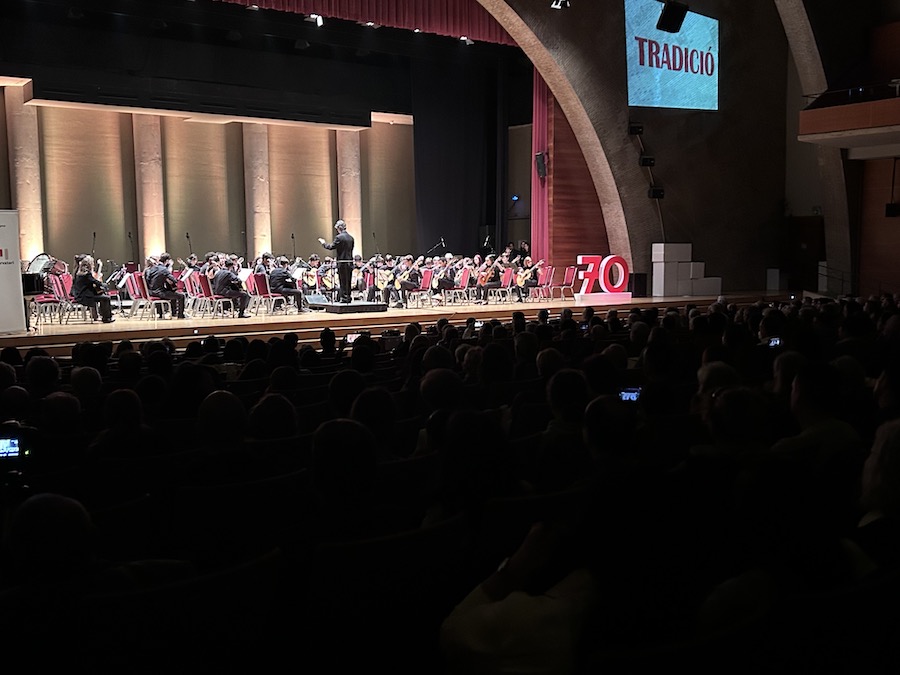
[368,256,394,303]
[185,253,201,271]
[318,256,337,296]
[200,252,219,278]
[145,252,186,319]
[392,255,421,309]
[72,255,114,323]
[269,256,310,312]
[475,255,502,304]
[352,254,366,295]
[211,258,251,318]
[302,254,321,293]
[254,252,274,274]
[515,256,542,303]
[431,257,455,301]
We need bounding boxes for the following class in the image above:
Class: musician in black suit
[318,219,355,303]
[269,256,310,312]
[71,255,114,322]
[212,258,251,318]
[392,255,421,308]
[145,253,186,319]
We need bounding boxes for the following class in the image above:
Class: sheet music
[238,268,252,283]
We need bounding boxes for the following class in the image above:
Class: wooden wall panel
[268,125,337,260]
[40,107,136,267]
[859,158,900,295]
[361,122,416,259]
[162,118,245,259]
[547,96,609,272]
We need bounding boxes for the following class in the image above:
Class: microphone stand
[91,232,96,260]
[424,239,444,255]
[185,232,193,256]
[291,233,296,260]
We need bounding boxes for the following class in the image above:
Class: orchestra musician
[200,252,219,278]
[515,256,543,303]
[212,258,251,318]
[318,219,355,304]
[392,255,421,309]
[475,254,503,304]
[185,253,201,271]
[431,257,455,301]
[145,252,186,319]
[302,254,321,293]
[254,252,274,274]
[72,255,114,323]
[269,256,311,312]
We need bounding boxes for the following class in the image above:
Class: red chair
[530,265,555,301]
[445,267,471,305]
[134,273,172,320]
[407,268,434,308]
[550,265,578,299]
[49,273,89,323]
[250,272,284,315]
[488,267,515,303]
[197,274,235,318]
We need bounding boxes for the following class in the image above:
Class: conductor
[318,219,355,303]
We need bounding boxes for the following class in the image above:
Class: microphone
[483,234,490,247]
[440,237,446,248]
[92,231,96,238]
[127,231,132,239]
[291,233,295,240]
[185,232,191,239]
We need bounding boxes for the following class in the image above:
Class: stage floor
[0,291,789,355]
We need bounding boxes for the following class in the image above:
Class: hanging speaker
[657,1,689,33]
[535,152,547,179]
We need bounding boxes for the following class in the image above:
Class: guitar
[477,255,519,287]
[515,259,546,287]
[375,268,394,291]
[431,257,461,289]
[394,261,421,289]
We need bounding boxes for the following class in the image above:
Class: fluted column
[242,123,272,260]
[4,85,44,259]
[132,114,166,262]
[336,130,362,257]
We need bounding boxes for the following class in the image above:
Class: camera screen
[0,437,20,458]
[619,387,642,402]
[474,321,484,329]
[345,333,361,344]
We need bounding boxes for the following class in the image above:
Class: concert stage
[309,300,389,314]
[0,291,789,357]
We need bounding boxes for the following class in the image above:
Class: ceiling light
[460,36,474,45]
[365,21,375,27]
[551,0,571,8]
[306,13,324,27]
[413,28,421,33]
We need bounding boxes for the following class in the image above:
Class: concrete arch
[477,0,641,268]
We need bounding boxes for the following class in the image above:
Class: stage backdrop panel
[0,211,26,334]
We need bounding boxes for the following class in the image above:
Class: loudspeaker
[656,1,689,33]
[886,203,900,218]
[628,272,648,298]
[535,152,547,179]
[648,186,665,199]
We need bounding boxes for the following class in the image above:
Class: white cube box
[689,262,705,280]
[692,277,722,296]
[677,279,693,295]
[651,243,692,263]
[652,261,680,296]
[677,262,693,281]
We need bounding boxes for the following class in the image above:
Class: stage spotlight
[306,13,324,27]
[460,36,474,45]
[551,0,571,9]
[511,195,520,202]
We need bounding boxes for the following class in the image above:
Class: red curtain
[531,68,549,262]
[216,0,516,46]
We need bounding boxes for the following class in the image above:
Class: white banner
[0,211,26,334]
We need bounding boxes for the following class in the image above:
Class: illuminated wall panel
[268,125,337,261]
[39,106,135,269]
[361,122,416,259]
[162,118,245,259]
[0,91,10,211]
